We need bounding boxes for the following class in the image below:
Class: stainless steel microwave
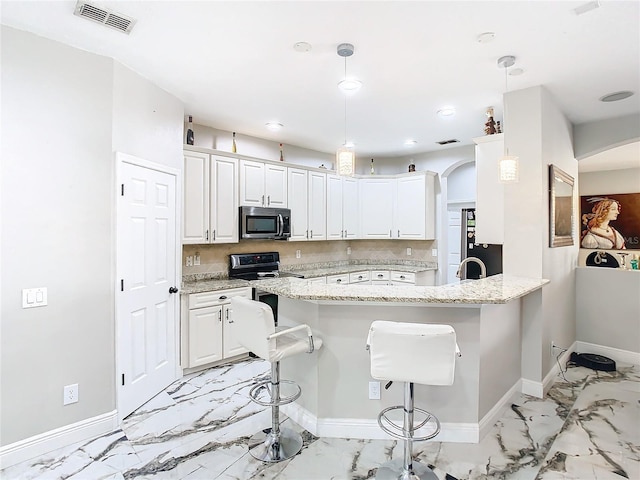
[240,206,291,240]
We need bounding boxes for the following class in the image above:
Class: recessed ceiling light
[509,68,525,76]
[404,139,417,146]
[293,42,312,53]
[573,1,600,15]
[344,141,355,148]
[265,122,283,131]
[338,78,362,92]
[599,91,634,102]
[477,32,495,43]
[437,107,456,117]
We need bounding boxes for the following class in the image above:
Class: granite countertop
[181,278,250,295]
[249,274,549,305]
[281,262,437,279]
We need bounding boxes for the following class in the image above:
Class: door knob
[169,287,179,294]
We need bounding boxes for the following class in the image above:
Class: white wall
[504,86,579,382]
[573,114,640,160]
[0,26,183,447]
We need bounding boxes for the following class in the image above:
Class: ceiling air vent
[74,1,136,34]
[436,139,460,145]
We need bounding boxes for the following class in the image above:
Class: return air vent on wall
[74,1,136,34]
[436,139,460,145]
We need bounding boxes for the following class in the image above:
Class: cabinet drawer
[189,287,251,309]
[390,271,415,284]
[349,271,370,283]
[307,276,327,285]
[326,274,349,285]
[370,270,390,281]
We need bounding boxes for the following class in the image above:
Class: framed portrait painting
[580,192,640,250]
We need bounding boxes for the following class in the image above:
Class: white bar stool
[367,320,460,480]
[230,296,322,462]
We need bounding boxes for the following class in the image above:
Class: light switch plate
[186,256,193,267]
[22,288,47,308]
[194,254,201,266]
[432,248,438,257]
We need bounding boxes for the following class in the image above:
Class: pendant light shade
[499,154,519,183]
[336,146,355,175]
[497,55,519,183]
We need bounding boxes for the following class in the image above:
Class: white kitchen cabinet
[326,273,349,285]
[359,177,395,239]
[287,168,326,241]
[239,159,287,208]
[327,175,359,240]
[370,270,390,285]
[473,134,504,244]
[395,172,436,240]
[183,150,238,244]
[390,271,416,286]
[349,271,370,284]
[307,276,326,285]
[182,287,251,369]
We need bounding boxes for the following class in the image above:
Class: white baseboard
[478,380,521,441]
[575,342,640,366]
[0,410,118,470]
[282,402,481,443]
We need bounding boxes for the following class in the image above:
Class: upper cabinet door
[287,167,309,241]
[396,175,426,239]
[264,163,288,208]
[474,134,504,244]
[359,178,395,239]
[342,177,359,239]
[307,171,326,240]
[183,151,210,244]
[210,156,238,244]
[239,160,266,207]
[326,174,344,240]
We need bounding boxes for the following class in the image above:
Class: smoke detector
[74,1,136,34]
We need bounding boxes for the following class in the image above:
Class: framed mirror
[549,164,575,247]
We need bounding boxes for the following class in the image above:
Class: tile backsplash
[183,239,437,276]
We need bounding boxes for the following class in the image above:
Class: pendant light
[336,43,359,175]
[498,55,519,183]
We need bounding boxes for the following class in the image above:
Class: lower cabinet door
[223,305,249,358]
[188,305,223,367]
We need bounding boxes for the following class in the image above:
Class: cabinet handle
[336,279,342,283]
[262,194,265,206]
[306,230,309,239]
[358,275,363,280]
[341,230,344,238]
[398,230,400,237]
[218,311,222,322]
[213,229,216,241]
[310,230,313,238]
[377,274,383,278]
[206,230,209,241]
[227,310,233,323]
[219,295,228,300]
[267,195,271,206]
[400,275,406,279]
[389,230,392,238]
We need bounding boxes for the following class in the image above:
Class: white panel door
[326,174,343,240]
[117,158,178,419]
[210,156,238,243]
[239,159,265,206]
[265,163,288,207]
[447,209,463,284]
[182,151,209,244]
[287,168,309,241]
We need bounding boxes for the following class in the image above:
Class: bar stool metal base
[247,427,303,462]
[375,458,438,480]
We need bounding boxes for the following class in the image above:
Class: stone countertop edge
[280,263,437,278]
[248,274,550,305]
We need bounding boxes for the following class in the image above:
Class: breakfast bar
[251,274,549,443]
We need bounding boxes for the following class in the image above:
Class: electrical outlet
[296,250,301,259]
[64,384,78,405]
[432,248,438,257]
[368,381,381,400]
[186,256,193,267]
[347,247,352,255]
[406,247,412,256]
[194,253,201,266]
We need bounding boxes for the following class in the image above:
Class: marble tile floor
[3,358,638,480]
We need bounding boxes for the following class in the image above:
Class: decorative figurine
[484,107,497,135]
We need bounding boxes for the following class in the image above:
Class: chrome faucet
[456,257,487,280]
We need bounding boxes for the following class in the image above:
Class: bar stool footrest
[377,405,441,442]
[249,378,301,407]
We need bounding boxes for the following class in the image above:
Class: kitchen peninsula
[254,274,549,443]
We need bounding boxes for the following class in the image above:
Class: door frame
[114,151,182,423]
